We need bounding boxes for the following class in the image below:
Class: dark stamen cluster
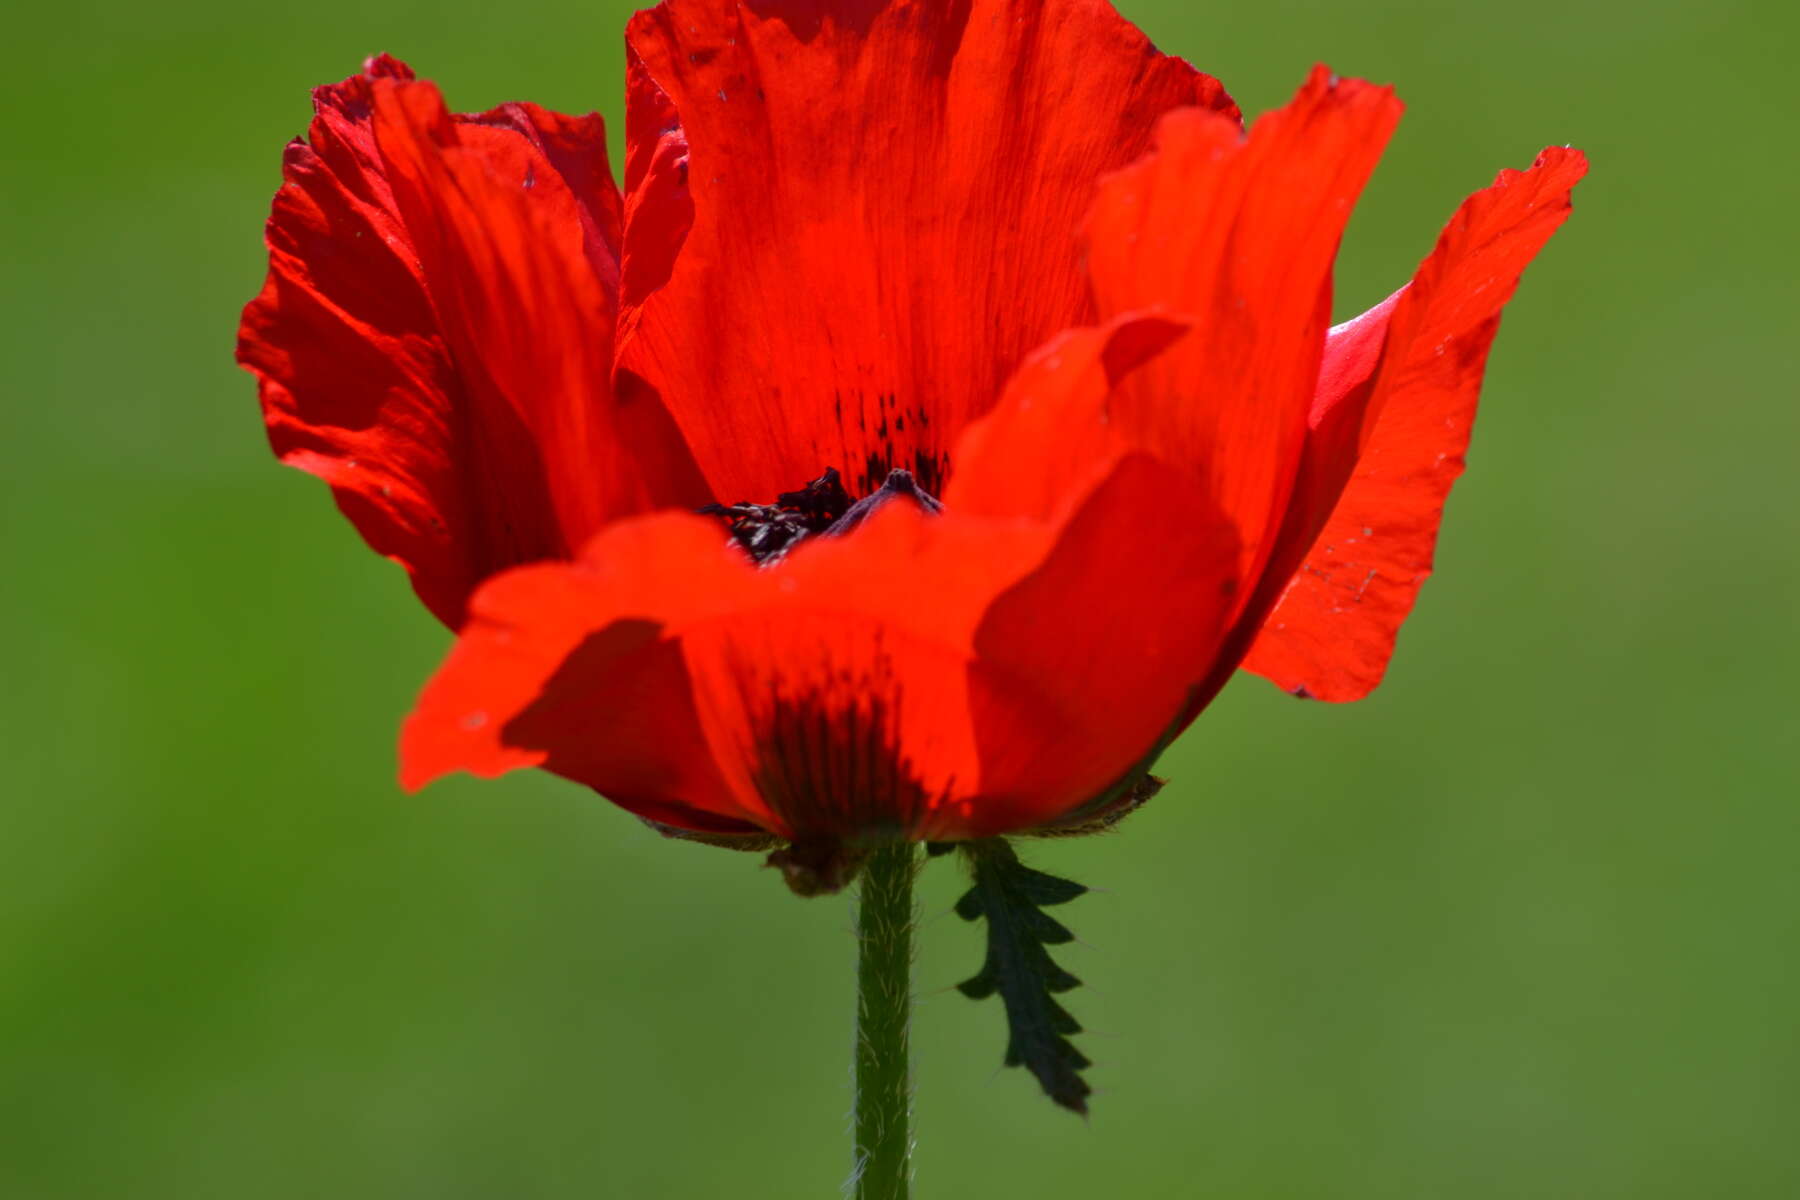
[701,466,943,565]
[700,467,853,563]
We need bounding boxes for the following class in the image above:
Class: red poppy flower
[239,1,1584,872]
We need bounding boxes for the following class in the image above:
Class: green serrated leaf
[1021,907,1075,944]
[953,838,1095,1113]
[1013,868,1088,907]
[956,970,999,1000]
[1046,998,1081,1035]
[953,887,985,922]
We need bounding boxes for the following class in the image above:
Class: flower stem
[851,841,916,1200]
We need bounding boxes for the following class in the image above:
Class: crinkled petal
[617,0,1237,505]
[237,56,704,628]
[1243,147,1588,700]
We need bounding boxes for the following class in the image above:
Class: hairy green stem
[851,842,916,1200]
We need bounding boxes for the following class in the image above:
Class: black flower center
[701,467,944,565]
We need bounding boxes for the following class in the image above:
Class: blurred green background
[4,0,1796,1196]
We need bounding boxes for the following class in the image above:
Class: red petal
[946,313,1192,521]
[963,452,1241,834]
[617,0,1236,505]
[400,516,761,834]
[238,59,705,628]
[1084,67,1403,598]
[402,507,1044,838]
[946,314,1240,832]
[459,100,623,298]
[619,43,694,315]
[405,431,1238,841]
[1242,147,1589,700]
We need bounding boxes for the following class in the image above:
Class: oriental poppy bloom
[238,1,1584,887]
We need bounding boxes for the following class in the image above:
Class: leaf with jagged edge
[953,838,1094,1113]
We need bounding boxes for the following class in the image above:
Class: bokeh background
[4,0,1796,1195]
